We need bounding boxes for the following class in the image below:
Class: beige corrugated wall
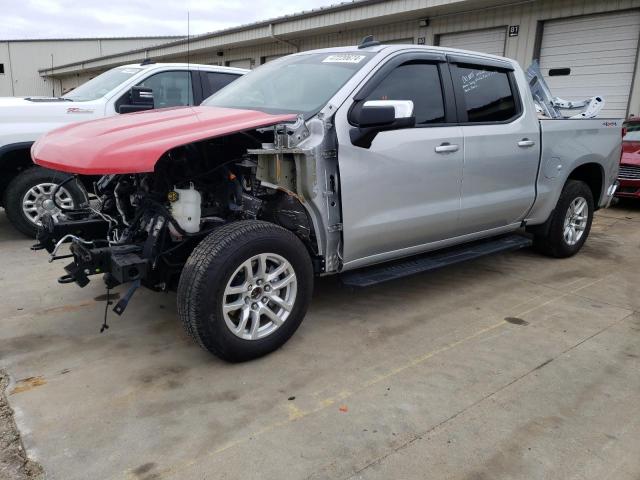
[0,37,180,96]
[48,0,640,113]
[186,0,640,73]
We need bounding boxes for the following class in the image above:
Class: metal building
[0,36,183,96]
[35,0,640,117]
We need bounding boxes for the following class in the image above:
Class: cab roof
[292,44,517,68]
[116,62,249,75]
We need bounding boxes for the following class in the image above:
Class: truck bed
[526,118,622,224]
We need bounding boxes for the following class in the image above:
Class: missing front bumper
[59,242,149,287]
[33,214,149,288]
[35,214,111,254]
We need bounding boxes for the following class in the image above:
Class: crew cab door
[448,56,540,232]
[336,53,464,267]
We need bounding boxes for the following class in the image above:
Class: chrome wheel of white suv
[4,167,87,238]
[22,182,74,226]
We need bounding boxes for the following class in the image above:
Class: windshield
[624,122,640,142]
[63,67,142,101]
[202,52,374,117]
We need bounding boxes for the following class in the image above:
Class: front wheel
[3,167,87,237]
[177,220,313,362]
[533,179,594,258]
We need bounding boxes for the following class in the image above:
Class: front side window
[138,71,193,108]
[364,62,445,125]
[453,65,517,122]
[63,66,142,101]
[203,52,374,117]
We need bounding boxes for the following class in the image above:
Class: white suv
[0,62,247,236]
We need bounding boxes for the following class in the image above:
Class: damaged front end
[33,113,342,317]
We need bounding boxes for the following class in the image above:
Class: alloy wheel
[22,183,74,226]
[222,253,298,340]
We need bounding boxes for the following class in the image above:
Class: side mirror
[118,86,154,114]
[350,100,415,148]
[357,100,415,127]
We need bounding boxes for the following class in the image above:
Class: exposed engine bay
[34,116,342,316]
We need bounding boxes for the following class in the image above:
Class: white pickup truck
[33,43,622,362]
[0,62,247,236]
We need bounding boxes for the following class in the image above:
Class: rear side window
[364,62,445,125]
[453,65,517,122]
[204,72,240,96]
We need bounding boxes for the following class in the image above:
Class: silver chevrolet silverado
[32,41,622,362]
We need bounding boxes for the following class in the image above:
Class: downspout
[269,23,299,53]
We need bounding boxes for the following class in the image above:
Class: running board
[340,234,532,288]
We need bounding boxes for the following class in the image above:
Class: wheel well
[0,145,33,205]
[567,163,603,207]
[258,192,319,257]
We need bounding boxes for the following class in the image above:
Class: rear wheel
[177,220,313,362]
[533,179,594,258]
[3,167,87,237]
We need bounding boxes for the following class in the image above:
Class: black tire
[533,179,594,258]
[3,167,87,238]
[177,220,314,362]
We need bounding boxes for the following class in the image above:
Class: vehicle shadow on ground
[612,197,640,211]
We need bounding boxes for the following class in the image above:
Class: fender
[0,141,34,161]
[0,142,36,202]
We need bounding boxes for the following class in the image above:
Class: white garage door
[438,27,506,56]
[539,11,640,118]
[227,59,252,69]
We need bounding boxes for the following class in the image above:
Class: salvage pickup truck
[0,62,246,236]
[32,42,621,362]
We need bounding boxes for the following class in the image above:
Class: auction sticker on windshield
[322,54,367,63]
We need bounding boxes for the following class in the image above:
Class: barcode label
[322,54,366,64]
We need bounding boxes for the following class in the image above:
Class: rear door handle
[518,139,536,147]
[435,143,459,153]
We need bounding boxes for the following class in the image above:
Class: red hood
[622,140,640,166]
[32,106,297,175]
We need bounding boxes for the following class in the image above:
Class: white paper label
[322,54,366,64]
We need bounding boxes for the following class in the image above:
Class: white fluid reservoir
[171,183,201,234]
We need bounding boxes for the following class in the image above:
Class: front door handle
[435,143,459,153]
[518,139,536,148]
